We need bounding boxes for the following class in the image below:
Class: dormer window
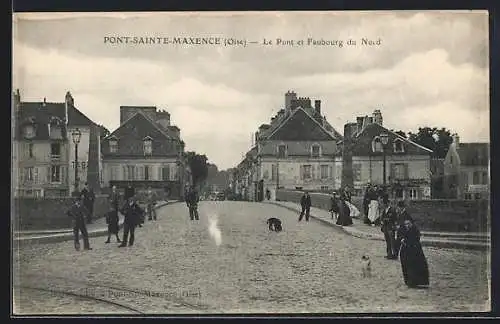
[277,144,287,159]
[23,124,36,139]
[372,137,383,153]
[143,136,153,155]
[311,144,321,158]
[393,139,405,153]
[49,117,63,139]
[109,137,118,153]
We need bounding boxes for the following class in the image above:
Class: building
[339,110,434,199]
[233,91,343,201]
[443,135,489,199]
[12,90,102,198]
[101,106,187,199]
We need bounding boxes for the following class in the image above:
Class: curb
[14,201,178,245]
[266,201,490,251]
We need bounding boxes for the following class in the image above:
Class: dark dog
[267,217,282,232]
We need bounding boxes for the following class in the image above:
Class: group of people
[67,183,160,250]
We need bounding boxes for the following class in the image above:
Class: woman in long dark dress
[336,194,353,226]
[105,186,121,244]
[397,217,429,288]
[329,192,340,221]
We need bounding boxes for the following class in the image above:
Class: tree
[408,127,454,159]
[186,151,209,187]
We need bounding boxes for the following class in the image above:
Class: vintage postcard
[11,11,490,315]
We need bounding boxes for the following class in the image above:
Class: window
[162,165,170,181]
[28,143,34,158]
[465,193,472,200]
[24,167,34,182]
[109,140,118,153]
[473,171,481,184]
[482,171,489,185]
[372,137,383,153]
[23,125,35,139]
[391,163,408,180]
[302,165,312,179]
[277,144,287,158]
[49,126,62,139]
[263,169,269,179]
[144,165,150,180]
[50,142,61,158]
[311,144,321,158]
[474,193,482,200]
[320,165,329,179]
[50,165,61,182]
[321,186,329,191]
[353,163,362,181]
[126,165,136,180]
[409,188,418,200]
[395,188,404,199]
[144,137,153,155]
[393,139,404,153]
[110,166,118,180]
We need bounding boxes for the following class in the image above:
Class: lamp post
[71,128,82,196]
[380,132,389,187]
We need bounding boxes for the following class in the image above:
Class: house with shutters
[12,89,102,198]
[339,110,434,200]
[233,91,343,201]
[101,106,188,199]
[443,135,489,200]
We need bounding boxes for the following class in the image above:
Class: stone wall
[276,190,489,233]
[13,195,110,230]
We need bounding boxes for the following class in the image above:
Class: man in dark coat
[124,183,135,201]
[80,182,95,224]
[380,195,399,259]
[119,197,144,247]
[298,191,311,222]
[105,185,121,244]
[186,187,200,220]
[67,196,92,251]
[362,186,372,225]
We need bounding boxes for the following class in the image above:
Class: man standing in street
[80,182,95,224]
[124,183,135,201]
[67,196,92,251]
[146,186,157,221]
[380,195,398,259]
[119,196,144,247]
[186,187,200,220]
[299,190,311,222]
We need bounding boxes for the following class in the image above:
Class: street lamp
[380,132,389,187]
[71,128,82,196]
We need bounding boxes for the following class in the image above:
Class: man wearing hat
[67,195,92,251]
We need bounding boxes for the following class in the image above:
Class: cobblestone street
[13,202,490,314]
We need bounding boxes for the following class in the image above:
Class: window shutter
[390,164,395,181]
[20,168,24,183]
[60,166,66,184]
[312,165,316,179]
[300,165,304,180]
[329,166,333,179]
[47,166,51,183]
[123,166,127,180]
[404,164,409,179]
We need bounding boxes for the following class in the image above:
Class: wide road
[13,201,489,314]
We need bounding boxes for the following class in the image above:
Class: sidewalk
[265,201,490,251]
[14,200,173,245]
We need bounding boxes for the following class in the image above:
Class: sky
[12,11,489,170]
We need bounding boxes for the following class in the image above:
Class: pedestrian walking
[367,186,380,226]
[80,182,95,224]
[362,185,372,225]
[396,201,429,288]
[105,185,121,244]
[380,195,398,259]
[298,191,311,222]
[266,188,271,200]
[119,197,144,247]
[186,187,200,220]
[66,196,92,251]
[146,187,157,221]
[329,191,340,221]
[336,193,353,226]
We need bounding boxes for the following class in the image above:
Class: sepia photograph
[11,10,490,314]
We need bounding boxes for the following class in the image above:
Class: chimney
[65,91,73,125]
[285,90,297,112]
[156,110,171,130]
[356,116,364,133]
[43,97,46,106]
[362,115,372,129]
[314,100,321,115]
[372,109,383,126]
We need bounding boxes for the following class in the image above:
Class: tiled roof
[15,101,95,140]
[102,111,182,157]
[457,143,489,166]
[340,123,433,156]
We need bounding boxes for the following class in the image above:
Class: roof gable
[106,111,171,141]
[457,143,489,166]
[266,108,336,141]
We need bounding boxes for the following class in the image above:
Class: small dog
[267,217,283,232]
[361,255,372,278]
